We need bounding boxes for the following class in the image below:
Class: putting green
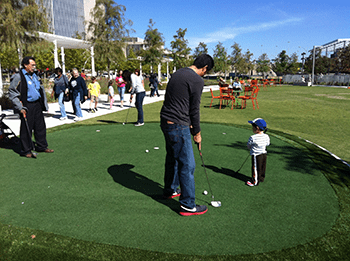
[0,123,339,255]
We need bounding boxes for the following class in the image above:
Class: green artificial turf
[0,123,338,256]
[1,85,350,260]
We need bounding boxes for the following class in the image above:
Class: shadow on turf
[108,164,180,214]
[0,137,21,155]
[219,140,320,176]
[204,164,250,183]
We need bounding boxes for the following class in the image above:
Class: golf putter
[24,116,37,158]
[197,143,221,208]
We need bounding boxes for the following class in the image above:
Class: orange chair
[238,87,260,110]
[219,87,235,110]
[250,79,260,89]
[262,80,269,90]
[210,88,220,108]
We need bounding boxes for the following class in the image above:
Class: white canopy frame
[38,32,95,76]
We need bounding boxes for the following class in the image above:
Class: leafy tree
[304,50,331,75]
[87,0,133,78]
[0,43,18,70]
[170,28,191,70]
[125,48,139,71]
[230,42,253,75]
[230,42,245,75]
[60,49,91,72]
[141,19,164,71]
[272,50,289,75]
[256,53,270,77]
[244,49,254,75]
[0,0,48,65]
[339,46,350,73]
[25,40,54,70]
[213,42,230,77]
[193,42,208,59]
[287,52,300,74]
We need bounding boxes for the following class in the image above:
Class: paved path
[1,86,219,136]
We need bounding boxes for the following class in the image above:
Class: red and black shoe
[179,205,208,216]
[163,188,181,199]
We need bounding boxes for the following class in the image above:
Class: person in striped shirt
[246,118,270,186]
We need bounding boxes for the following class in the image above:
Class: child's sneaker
[246,181,256,186]
[163,188,181,199]
[179,205,208,216]
[94,107,98,112]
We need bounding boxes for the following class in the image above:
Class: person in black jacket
[8,56,54,158]
[69,68,88,121]
[160,54,214,216]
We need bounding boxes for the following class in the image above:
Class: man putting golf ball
[160,54,214,216]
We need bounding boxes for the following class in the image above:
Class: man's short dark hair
[55,67,63,74]
[193,54,214,71]
[21,56,35,68]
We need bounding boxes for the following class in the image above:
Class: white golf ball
[123,123,125,125]
[145,150,149,153]
[96,130,100,132]
[154,147,159,150]
[203,190,208,195]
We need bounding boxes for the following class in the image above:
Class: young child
[246,118,270,187]
[87,76,100,113]
[108,80,115,110]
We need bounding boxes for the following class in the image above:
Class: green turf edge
[1,123,350,261]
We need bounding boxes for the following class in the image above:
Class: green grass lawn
[1,85,350,260]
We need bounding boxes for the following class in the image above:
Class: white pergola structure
[38,32,95,76]
[311,38,350,85]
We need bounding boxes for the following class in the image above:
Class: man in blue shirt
[8,56,54,158]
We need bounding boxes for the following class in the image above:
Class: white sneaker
[59,117,67,121]
[134,122,144,126]
[74,117,83,122]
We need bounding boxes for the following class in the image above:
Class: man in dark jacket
[69,68,88,121]
[8,56,54,158]
[160,54,214,216]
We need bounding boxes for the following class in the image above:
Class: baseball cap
[248,118,267,130]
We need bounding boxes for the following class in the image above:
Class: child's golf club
[197,143,221,208]
[236,153,250,173]
[123,101,132,125]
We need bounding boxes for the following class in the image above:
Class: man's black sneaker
[179,204,208,216]
[94,107,98,111]
[163,188,181,199]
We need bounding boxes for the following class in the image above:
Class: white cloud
[188,17,303,48]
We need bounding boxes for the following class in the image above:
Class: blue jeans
[118,87,125,101]
[58,92,67,118]
[73,92,83,117]
[150,85,159,97]
[161,120,196,209]
[135,91,145,123]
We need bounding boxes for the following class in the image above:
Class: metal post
[91,46,95,76]
[61,47,65,74]
[312,46,316,86]
[0,58,3,97]
[54,40,59,68]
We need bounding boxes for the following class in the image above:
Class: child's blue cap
[248,118,267,130]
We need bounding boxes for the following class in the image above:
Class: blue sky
[121,0,350,61]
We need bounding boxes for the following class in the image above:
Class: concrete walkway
[1,86,219,136]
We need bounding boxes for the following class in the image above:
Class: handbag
[63,93,70,102]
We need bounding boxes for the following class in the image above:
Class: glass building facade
[37,0,89,38]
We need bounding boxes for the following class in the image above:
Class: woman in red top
[115,70,126,108]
